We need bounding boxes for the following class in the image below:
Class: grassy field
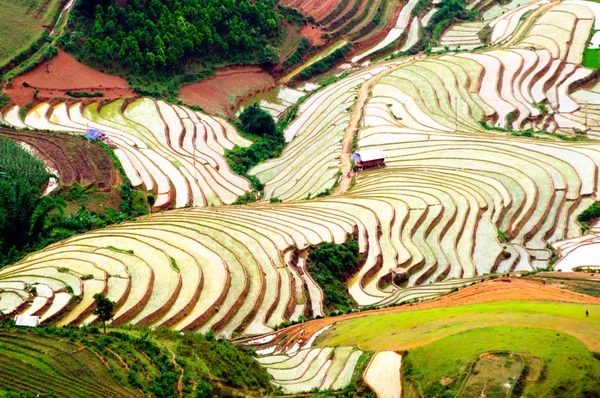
[0,0,62,67]
[317,301,600,351]
[403,327,600,397]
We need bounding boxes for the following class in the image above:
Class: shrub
[65,91,104,98]
[282,38,311,70]
[233,191,258,205]
[306,237,362,312]
[578,202,600,223]
[297,43,353,81]
[239,103,276,138]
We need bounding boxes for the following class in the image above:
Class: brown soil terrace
[178,66,275,117]
[4,50,136,107]
[299,24,327,47]
[245,277,600,350]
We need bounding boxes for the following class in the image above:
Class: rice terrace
[2,0,600,396]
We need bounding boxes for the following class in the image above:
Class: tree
[93,292,115,334]
[239,103,276,137]
[260,45,279,68]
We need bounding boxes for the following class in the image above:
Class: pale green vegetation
[317,301,600,351]
[403,326,600,397]
[0,0,61,67]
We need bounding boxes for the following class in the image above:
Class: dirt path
[239,277,600,352]
[334,67,394,195]
[166,347,184,398]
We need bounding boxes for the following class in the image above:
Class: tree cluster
[306,238,361,312]
[226,104,284,192]
[63,0,283,73]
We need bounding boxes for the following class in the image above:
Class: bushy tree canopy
[239,103,276,137]
[65,0,283,73]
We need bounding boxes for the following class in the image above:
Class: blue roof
[84,129,104,140]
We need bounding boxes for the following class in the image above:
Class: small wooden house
[352,149,386,172]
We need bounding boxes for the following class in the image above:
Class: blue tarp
[84,129,104,140]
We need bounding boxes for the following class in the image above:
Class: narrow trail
[166,347,184,398]
[334,67,399,196]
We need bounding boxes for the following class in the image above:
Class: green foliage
[233,191,258,205]
[532,102,549,115]
[306,237,362,312]
[578,201,600,223]
[0,93,9,111]
[64,0,283,83]
[65,90,104,98]
[583,48,600,69]
[314,188,334,198]
[297,43,353,81]
[430,0,476,40]
[0,135,147,268]
[282,38,311,70]
[93,292,115,334]
[497,230,509,243]
[0,138,56,262]
[269,197,282,203]
[225,105,284,192]
[278,5,307,27]
[239,103,276,138]
[169,256,180,271]
[0,322,272,398]
[174,331,272,395]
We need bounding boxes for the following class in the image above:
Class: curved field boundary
[1,99,252,208]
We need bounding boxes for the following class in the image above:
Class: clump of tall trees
[62,0,284,75]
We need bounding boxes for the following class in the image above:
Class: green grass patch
[403,326,600,397]
[317,301,600,352]
[583,48,600,69]
[0,0,62,67]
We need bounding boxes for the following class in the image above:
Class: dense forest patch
[60,0,286,96]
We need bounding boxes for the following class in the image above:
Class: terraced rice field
[363,351,402,398]
[281,0,398,46]
[1,99,253,208]
[0,332,137,397]
[236,85,307,121]
[1,0,599,363]
[435,21,487,51]
[0,127,115,191]
[553,232,600,271]
[257,347,364,394]
[352,0,421,62]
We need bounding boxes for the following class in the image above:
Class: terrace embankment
[178,66,275,116]
[256,277,600,350]
[4,49,136,107]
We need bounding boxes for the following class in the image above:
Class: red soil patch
[4,50,136,107]
[248,278,600,351]
[283,0,342,21]
[300,24,327,47]
[178,66,274,116]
